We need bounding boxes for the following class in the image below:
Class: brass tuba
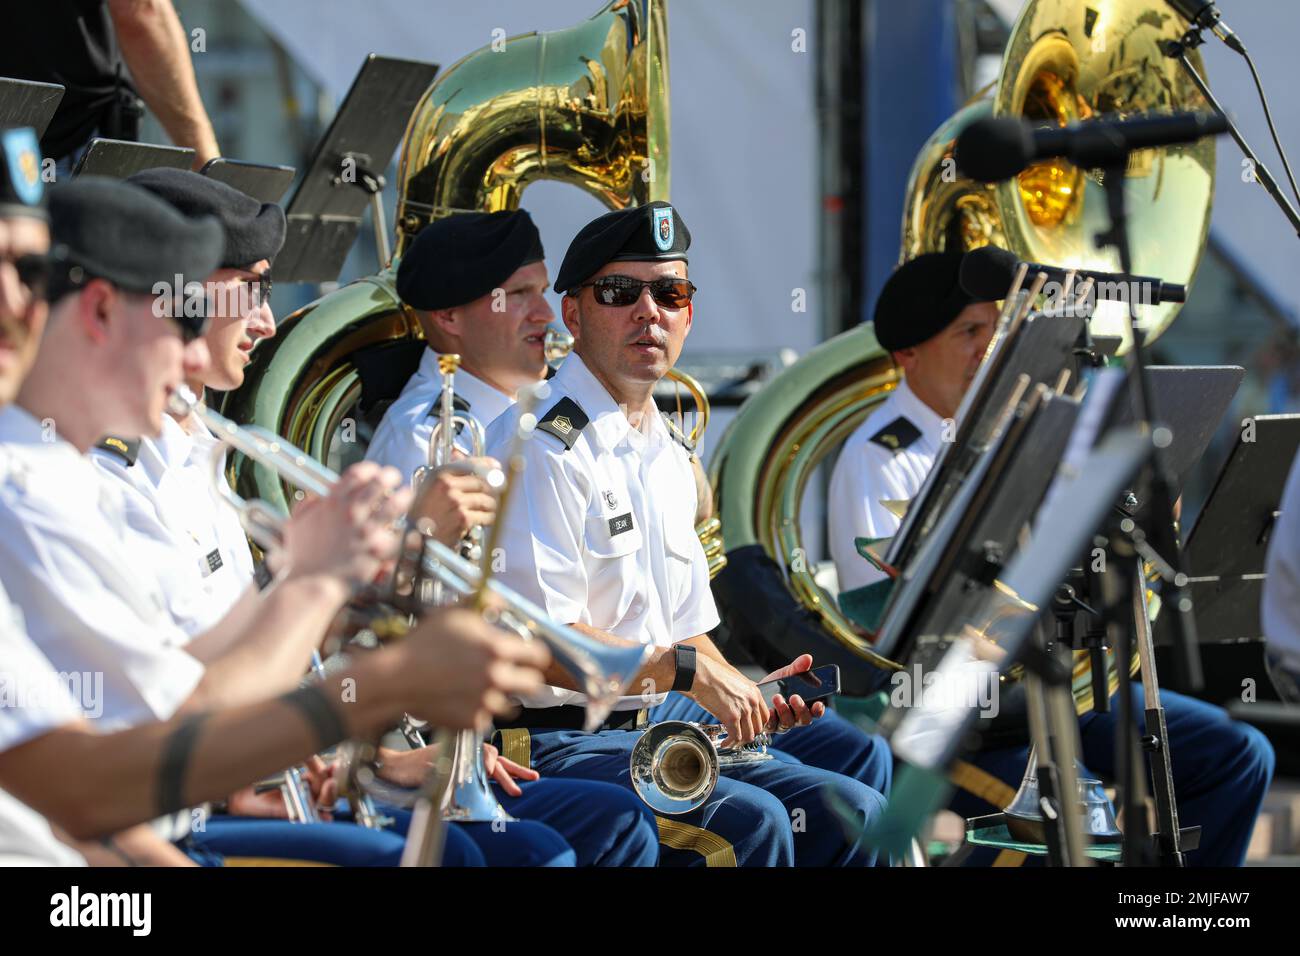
[222,0,669,510]
[709,0,1216,708]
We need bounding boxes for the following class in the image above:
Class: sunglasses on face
[573,274,696,309]
[0,252,53,303]
[243,270,272,307]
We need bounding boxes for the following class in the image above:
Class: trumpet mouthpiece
[167,385,199,418]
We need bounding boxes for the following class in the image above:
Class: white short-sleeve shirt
[0,406,204,729]
[89,412,255,637]
[1264,449,1300,673]
[827,378,946,592]
[0,580,87,866]
[366,348,515,482]
[484,354,720,710]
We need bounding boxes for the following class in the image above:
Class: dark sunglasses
[0,252,53,302]
[243,270,272,307]
[46,246,210,343]
[573,274,696,309]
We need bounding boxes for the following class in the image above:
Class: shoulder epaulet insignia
[869,417,921,453]
[95,435,140,466]
[535,397,589,451]
[424,391,472,418]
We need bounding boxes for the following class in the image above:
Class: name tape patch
[608,512,634,537]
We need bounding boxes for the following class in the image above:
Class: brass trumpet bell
[1002,746,1123,846]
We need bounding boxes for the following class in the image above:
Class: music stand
[71,138,193,178]
[873,385,1082,666]
[865,427,1153,858]
[200,158,296,204]
[275,55,440,284]
[0,77,64,139]
[888,306,1085,571]
[1103,365,1245,496]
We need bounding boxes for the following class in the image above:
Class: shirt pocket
[662,508,698,564]
[583,511,642,628]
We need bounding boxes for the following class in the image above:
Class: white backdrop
[237,0,822,356]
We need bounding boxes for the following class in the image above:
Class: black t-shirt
[1,1,140,161]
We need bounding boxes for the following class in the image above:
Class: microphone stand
[1092,154,1197,866]
[1162,31,1300,239]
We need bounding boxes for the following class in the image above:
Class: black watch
[671,643,697,692]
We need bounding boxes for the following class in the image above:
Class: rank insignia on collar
[869,416,921,453]
[552,416,573,435]
[95,435,141,466]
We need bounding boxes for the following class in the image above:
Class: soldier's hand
[398,608,549,730]
[276,462,411,592]
[411,458,501,546]
[685,654,769,747]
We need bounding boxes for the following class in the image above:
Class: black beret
[48,176,224,294]
[396,210,544,310]
[555,200,689,293]
[873,251,992,352]
[0,127,47,220]
[126,167,286,268]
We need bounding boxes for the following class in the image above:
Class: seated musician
[827,250,1275,866]
[483,201,895,867]
[85,171,659,867]
[0,130,547,865]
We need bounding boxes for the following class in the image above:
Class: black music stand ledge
[275,55,440,284]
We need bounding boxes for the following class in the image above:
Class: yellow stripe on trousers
[655,817,737,867]
[495,728,532,770]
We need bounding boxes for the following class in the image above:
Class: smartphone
[756,664,841,709]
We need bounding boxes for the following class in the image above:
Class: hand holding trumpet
[268,462,412,593]
[387,606,551,731]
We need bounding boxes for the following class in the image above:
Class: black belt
[495,705,647,732]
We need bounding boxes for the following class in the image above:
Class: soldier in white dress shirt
[828,251,1274,867]
[828,251,998,593]
[484,201,894,867]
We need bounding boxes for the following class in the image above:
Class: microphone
[955,111,1228,183]
[1166,0,1246,55]
[959,245,1187,305]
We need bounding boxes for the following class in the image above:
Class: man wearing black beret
[826,249,1274,869]
[366,208,552,482]
[827,250,999,592]
[88,167,284,634]
[484,201,894,867]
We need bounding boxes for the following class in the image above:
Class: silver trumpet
[405,352,514,832]
[630,721,775,815]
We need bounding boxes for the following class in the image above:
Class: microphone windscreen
[955,117,1034,182]
[959,245,1020,301]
